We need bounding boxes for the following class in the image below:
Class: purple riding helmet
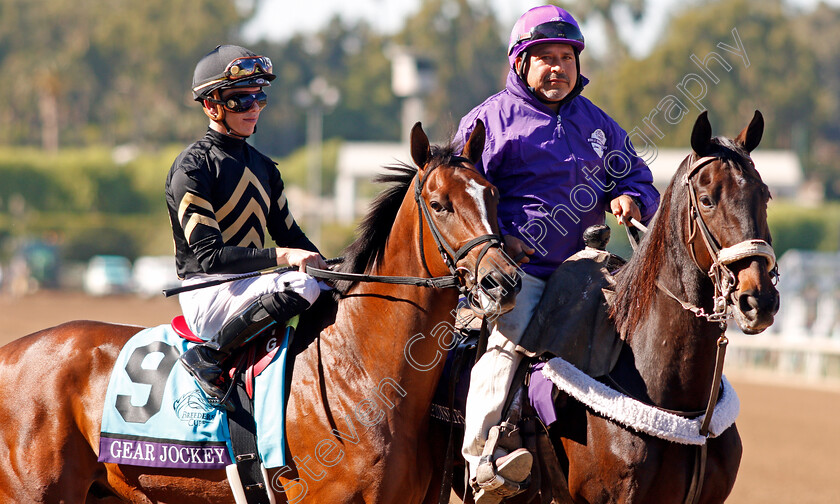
[507,5,585,68]
[507,5,586,102]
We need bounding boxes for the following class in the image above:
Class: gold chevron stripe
[184,214,220,244]
[178,192,215,224]
[277,191,288,211]
[237,228,264,248]
[215,168,270,221]
[284,210,295,230]
[221,199,267,244]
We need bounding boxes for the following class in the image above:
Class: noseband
[414,160,505,301]
[660,154,778,327]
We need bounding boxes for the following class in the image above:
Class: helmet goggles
[208,91,268,113]
[508,20,585,56]
[193,56,274,97]
[225,56,273,80]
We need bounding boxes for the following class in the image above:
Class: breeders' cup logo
[589,129,607,158]
[174,390,218,426]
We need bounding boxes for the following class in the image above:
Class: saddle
[518,226,626,377]
[432,225,628,502]
[172,315,288,504]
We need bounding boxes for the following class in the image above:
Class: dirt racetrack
[1,291,838,503]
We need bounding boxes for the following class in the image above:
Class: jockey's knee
[278,271,321,306]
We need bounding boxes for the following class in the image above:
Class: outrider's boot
[180,289,311,404]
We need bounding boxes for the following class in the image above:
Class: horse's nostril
[480,271,503,292]
[738,292,760,314]
[479,270,520,297]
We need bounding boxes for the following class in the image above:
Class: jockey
[166,44,327,407]
[454,6,660,502]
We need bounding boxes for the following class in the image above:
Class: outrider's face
[519,43,577,106]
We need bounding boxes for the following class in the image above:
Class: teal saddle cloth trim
[98,321,292,469]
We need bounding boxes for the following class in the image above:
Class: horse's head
[409,120,520,316]
[685,110,780,334]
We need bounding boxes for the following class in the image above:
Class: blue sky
[242,0,838,59]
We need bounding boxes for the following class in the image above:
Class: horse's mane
[332,144,462,294]
[610,136,764,337]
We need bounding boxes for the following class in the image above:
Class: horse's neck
[626,247,723,411]
[332,207,458,421]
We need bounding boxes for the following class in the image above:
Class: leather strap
[228,375,271,504]
[305,266,461,290]
[684,444,708,504]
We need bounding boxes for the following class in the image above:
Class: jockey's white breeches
[178,270,323,341]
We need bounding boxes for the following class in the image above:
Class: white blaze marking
[465,179,494,234]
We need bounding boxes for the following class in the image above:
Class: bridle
[658,154,779,329]
[635,153,780,504]
[414,160,506,308]
[307,160,505,307]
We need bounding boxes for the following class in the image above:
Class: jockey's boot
[180,289,311,404]
[472,421,533,504]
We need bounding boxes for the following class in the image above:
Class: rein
[309,162,503,301]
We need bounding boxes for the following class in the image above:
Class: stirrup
[180,349,233,411]
[471,454,531,504]
[471,423,532,503]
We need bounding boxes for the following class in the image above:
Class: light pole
[389,46,437,144]
[295,77,339,246]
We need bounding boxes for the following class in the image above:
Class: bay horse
[0,121,520,503]
[543,110,779,503]
[431,111,779,504]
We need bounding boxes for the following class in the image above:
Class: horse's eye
[699,195,714,208]
[430,201,445,212]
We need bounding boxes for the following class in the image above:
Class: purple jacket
[456,71,660,279]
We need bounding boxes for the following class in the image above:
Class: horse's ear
[736,110,764,153]
[690,111,713,156]
[461,119,486,165]
[410,122,431,169]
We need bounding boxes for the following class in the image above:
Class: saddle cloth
[430,345,557,429]
[98,322,292,470]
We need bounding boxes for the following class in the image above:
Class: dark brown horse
[544,111,779,503]
[0,121,520,503]
[431,111,779,504]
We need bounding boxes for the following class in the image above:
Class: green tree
[250,18,402,156]
[555,0,646,63]
[586,0,816,158]
[0,0,246,149]
[793,2,840,195]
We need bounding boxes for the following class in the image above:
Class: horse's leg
[421,420,468,504]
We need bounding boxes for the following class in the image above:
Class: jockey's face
[518,43,577,110]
